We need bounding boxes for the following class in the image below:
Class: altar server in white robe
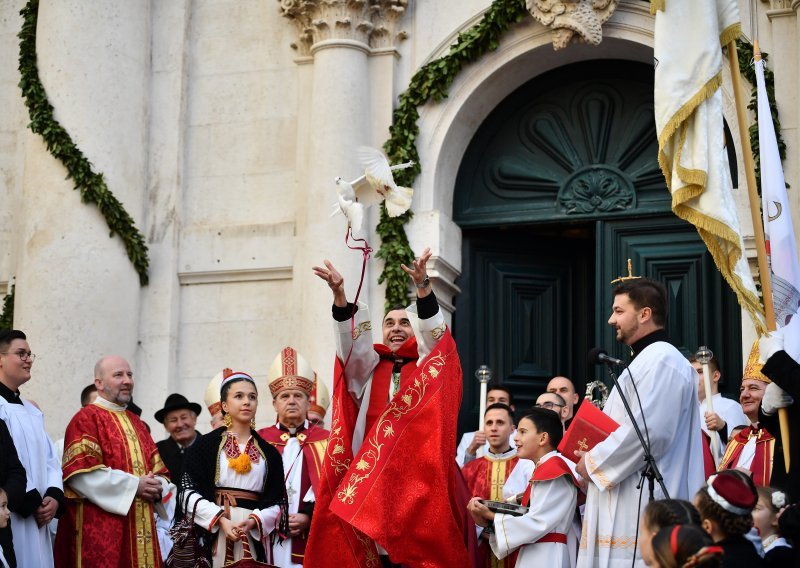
[0,330,64,568]
[468,407,580,568]
[575,278,704,568]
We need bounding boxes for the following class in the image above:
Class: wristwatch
[415,276,430,289]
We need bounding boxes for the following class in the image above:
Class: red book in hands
[558,401,621,463]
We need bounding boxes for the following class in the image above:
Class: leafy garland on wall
[17,0,150,286]
[735,38,788,193]
[376,2,786,309]
[0,285,14,330]
[377,0,529,310]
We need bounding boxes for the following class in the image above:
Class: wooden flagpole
[726,39,790,471]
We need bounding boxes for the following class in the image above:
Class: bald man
[55,355,172,567]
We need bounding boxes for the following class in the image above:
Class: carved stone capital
[527,0,619,50]
[279,0,408,56]
[761,0,793,9]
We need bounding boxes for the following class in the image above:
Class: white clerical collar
[275,419,309,435]
[93,396,127,412]
[487,447,517,460]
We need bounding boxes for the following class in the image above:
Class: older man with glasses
[0,329,65,568]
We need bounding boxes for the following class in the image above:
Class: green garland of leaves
[377,0,528,309]
[17,0,150,285]
[0,285,14,330]
[735,38,788,193]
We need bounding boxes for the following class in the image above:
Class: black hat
[154,394,202,424]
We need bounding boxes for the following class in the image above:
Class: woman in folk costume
[179,371,289,566]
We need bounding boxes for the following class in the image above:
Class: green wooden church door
[453,60,743,434]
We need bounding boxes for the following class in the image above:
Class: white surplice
[272,422,315,568]
[578,341,704,568]
[0,397,62,568]
[491,451,578,568]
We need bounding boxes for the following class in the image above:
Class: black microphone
[588,347,625,366]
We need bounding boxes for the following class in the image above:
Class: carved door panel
[453,226,594,433]
[594,217,743,393]
[453,59,743,435]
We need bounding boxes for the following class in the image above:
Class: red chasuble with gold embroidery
[54,404,168,568]
[718,424,775,486]
[258,424,329,564]
[305,330,470,568]
[462,454,519,568]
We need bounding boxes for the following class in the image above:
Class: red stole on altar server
[257,423,329,565]
[305,330,471,568]
[718,425,775,486]
[521,454,582,507]
[55,403,168,568]
[462,454,519,568]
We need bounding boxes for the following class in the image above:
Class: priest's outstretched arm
[313,247,445,400]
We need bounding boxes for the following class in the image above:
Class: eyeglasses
[535,401,564,410]
[0,350,36,363]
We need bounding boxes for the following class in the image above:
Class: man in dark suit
[154,394,203,484]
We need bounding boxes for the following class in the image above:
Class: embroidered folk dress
[180,428,287,567]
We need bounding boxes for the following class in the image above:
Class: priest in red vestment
[461,403,520,568]
[717,344,774,486]
[308,248,472,568]
[258,347,329,567]
[55,355,172,568]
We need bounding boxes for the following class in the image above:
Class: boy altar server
[468,407,580,568]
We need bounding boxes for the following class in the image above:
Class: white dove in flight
[333,146,415,231]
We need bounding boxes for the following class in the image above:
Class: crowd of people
[0,247,798,568]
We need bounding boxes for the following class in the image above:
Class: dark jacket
[760,350,800,502]
[0,419,26,568]
[179,427,288,562]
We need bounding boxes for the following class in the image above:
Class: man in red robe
[461,403,519,568]
[55,355,171,568]
[308,248,472,567]
[717,344,774,486]
[258,347,329,567]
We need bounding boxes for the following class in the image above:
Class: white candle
[478,381,487,431]
[702,361,719,458]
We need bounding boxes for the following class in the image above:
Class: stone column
[14,0,151,438]
[280,0,409,382]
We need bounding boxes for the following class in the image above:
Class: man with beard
[55,355,171,567]
[575,278,704,567]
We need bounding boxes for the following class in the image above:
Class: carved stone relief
[527,0,619,50]
[279,0,408,56]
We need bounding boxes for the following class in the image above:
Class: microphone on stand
[588,347,625,366]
